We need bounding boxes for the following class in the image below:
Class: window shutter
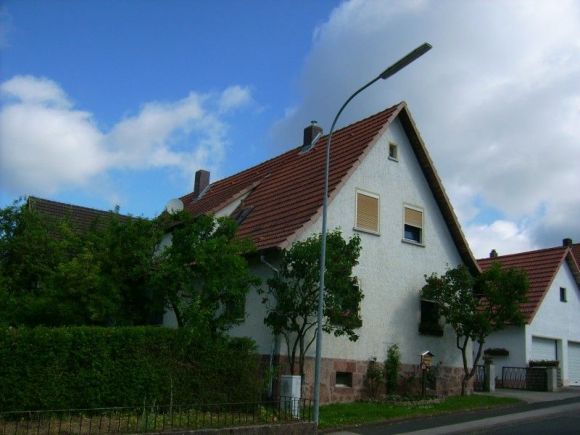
[405,207,423,228]
[357,192,379,232]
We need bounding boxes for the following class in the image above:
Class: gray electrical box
[280,375,301,418]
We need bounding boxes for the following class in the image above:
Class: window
[355,191,379,234]
[560,287,567,302]
[404,206,423,244]
[389,143,398,161]
[419,300,443,336]
[335,372,353,387]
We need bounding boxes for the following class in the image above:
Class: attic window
[403,206,423,244]
[560,287,567,302]
[231,206,254,225]
[355,191,379,234]
[389,143,398,161]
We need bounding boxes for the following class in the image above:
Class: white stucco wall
[527,262,580,384]
[481,326,527,375]
[231,118,469,369]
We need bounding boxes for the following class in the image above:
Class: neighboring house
[166,102,480,401]
[27,196,131,231]
[478,239,580,386]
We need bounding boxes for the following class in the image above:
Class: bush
[0,327,262,411]
[384,344,401,394]
[529,360,559,367]
[364,358,383,399]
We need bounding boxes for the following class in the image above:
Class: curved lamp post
[313,42,432,424]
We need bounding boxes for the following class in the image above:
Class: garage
[568,342,580,386]
[531,336,558,361]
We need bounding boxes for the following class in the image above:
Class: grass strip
[319,395,522,430]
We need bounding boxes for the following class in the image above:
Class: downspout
[261,255,280,399]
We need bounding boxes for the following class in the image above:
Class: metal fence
[0,397,312,435]
[501,366,547,391]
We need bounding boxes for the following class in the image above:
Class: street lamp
[312,42,432,424]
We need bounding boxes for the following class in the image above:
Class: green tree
[151,211,259,333]
[259,230,363,378]
[0,200,161,326]
[421,263,528,395]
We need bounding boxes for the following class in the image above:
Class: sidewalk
[480,386,580,403]
[324,388,580,435]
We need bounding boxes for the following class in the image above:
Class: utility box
[280,375,301,419]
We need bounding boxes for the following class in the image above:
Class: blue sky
[1,0,580,257]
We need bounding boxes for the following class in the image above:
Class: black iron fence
[501,366,547,391]
[0,397,312,435]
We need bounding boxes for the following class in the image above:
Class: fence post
[484,362,495,392]
[546,367,558,392]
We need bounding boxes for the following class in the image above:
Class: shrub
[0,327,262,411]
[384,344,401,394]
[364,358,383,399]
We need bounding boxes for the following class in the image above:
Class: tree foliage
[421,263,528,394]
[152,211,259,334]
[259,230,363,377]
[0,200,162,326]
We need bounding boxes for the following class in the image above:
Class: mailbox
[420,351,434,370]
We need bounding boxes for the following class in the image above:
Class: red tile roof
[28,196,131,232]
[478,246,580,323]
[572,243,580,266]
[181,102,479,272]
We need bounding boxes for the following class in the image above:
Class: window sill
[388,156,399,162]
[354,227,381,236]
[334,384,352,389]
[402,238,425,247]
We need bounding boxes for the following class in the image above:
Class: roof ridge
[477,245,566,262]
[28,196,128,217]
[182,103,402,196]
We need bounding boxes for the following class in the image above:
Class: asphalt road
[475,409,580,434]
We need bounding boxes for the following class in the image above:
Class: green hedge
[0,327,262,411]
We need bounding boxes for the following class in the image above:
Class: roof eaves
[397,107,480,275]
[278,102,405,249]
[527,248,570,324]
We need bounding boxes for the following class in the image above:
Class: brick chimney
[490,249,498,258]
[193,170,210,198]
[563,238,573,247]
[302,121,323,151]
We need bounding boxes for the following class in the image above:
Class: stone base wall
[264,354,469,403]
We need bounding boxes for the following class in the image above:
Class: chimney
[490,249,498,258]
[302,121,323,151]
[563,238,573,247]
[193,170,210,198]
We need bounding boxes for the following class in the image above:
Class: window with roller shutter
[404,206,423,244]
[355,191,379,234]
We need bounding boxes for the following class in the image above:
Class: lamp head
[379,42,432,80]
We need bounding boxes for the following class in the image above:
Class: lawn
[318,395,522,430]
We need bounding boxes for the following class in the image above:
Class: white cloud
[465,220,536,259]
[218,85,252,113]
[273,0,580,249]
[0,75,252,197]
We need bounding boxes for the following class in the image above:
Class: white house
[166,102,480,401]
[478,240,580,386]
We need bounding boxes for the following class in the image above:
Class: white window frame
[402,204,424,246]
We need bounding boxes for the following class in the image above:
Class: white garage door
[531,337,557,361]
[568,342,580,386]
